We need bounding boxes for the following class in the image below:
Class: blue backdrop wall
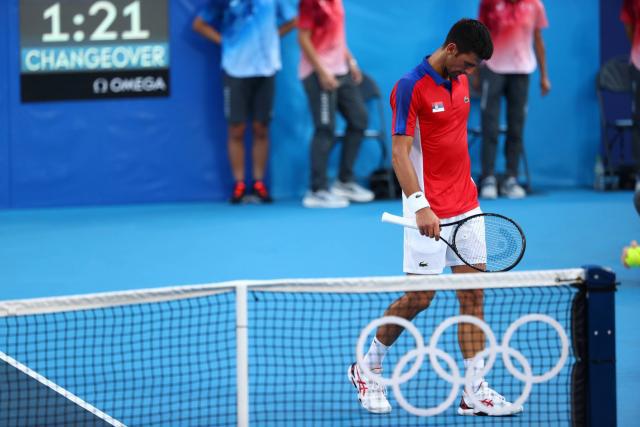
[0,0,601,208]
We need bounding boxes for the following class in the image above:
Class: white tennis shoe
[302,190,349,208]
[348,363,391,414]
[457,381,523,416]
[331,181,375,203]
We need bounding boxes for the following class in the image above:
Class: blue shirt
[200,0,296,78]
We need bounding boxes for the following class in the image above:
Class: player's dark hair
[443,19,493,60]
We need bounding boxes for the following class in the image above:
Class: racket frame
[381,212,526,273]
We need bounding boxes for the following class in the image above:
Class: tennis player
[348,19,523,416]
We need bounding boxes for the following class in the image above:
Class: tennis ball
[625,246,640,268]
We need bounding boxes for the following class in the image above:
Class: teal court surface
[0,189,637,425]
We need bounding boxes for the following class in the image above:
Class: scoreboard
[19,0,170,102]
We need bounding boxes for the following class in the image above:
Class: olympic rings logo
[356,314,569,416]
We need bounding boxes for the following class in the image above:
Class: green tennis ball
[625,246,640,267]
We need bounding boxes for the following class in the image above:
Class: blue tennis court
[0,189,637,425]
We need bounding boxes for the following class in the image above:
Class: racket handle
[381,212,418,229]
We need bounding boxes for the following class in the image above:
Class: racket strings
[454,215,525,272]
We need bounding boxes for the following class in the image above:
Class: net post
[583,265,617,427]
[236,283,249,427]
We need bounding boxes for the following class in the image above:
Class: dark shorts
[223,74,275,125]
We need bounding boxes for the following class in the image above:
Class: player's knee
[405,291,435,311]
[457,289,483,309]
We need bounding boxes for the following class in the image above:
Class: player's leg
[479,66,505,199]
[349,227,447,413]
[332,74,374,202]
[224,73,250,203]
[301,72,347,208]
[250,76,275,202]
[452,268,486,394]
[349,288,437,415]
[447,209,523,416]
[501,73,529,198]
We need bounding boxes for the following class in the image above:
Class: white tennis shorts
[403,207,485,274]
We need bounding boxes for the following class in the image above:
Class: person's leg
[336,74,367,184]
[228,124,246,182]
[499,74,529,198]
[302,73,337,192]
[452,265,486,393]
[480,67,505,181]
[248,76,275,202]
[447,212,522,416]
[350,287,435,415]
[351,227,447,413]
[373,290,435,348]
[301,74,348,208]
[504,74,530,180]
[250,76,275,182]
[332,74,374,202]
[224,74,250,202]
[452,267,485,359]
[251,121,268,181]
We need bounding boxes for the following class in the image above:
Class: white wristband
[407,191,430,213]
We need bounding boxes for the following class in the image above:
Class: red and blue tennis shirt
[391,57,479,219]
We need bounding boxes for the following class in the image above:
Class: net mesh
[0,271,584,426]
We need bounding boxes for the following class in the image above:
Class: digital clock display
[20,0,170,102]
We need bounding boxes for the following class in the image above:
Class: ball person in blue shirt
[193,0,297,203]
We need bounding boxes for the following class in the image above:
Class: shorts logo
[464,96,470,103]
[432,102,445,113]
[419,261,429,267]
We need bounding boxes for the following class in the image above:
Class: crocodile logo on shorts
[419,261,429,267]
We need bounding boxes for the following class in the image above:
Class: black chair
[596,55,634,182]
[335,73,388,167]
[335,73,399,198]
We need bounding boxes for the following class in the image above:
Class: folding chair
[596,55,634,184]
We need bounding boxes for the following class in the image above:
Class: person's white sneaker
[479,176,498,199]
[302,190,349,208]
[348,363,392,414]
[457,381,523,416]
[331,181,375,203]
[500,176,526,199]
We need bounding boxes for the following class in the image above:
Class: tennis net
[0,268,613,426]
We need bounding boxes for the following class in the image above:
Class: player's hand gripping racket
[381,212,526,272]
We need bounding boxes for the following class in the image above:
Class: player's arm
[533,29,550,96]
[279,18,298,36]
[298,29,338,90]
[192,16,222,45]
[391,134,440,239]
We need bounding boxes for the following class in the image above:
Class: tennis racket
[381,212,526,272]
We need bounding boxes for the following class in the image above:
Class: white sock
[363,337,389,370]
[464,357,485,391]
